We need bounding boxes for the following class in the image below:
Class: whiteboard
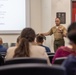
[0,0,26,34]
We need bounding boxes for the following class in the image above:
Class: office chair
[0,64,66,75]
[47,52,55,55]
[10,43,16,47]
[3,43,8,49]
[0,54,4,65]
[54,57,67,65]
[4,57,47,65]
[48,55,54,63]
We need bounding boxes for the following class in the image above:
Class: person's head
[36,34,46,45]
[67,22,76,50]
[13,28,36,57]
[55,18,61,26]
[0,38,3,45]
[16,36,20,46]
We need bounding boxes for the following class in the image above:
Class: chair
[4,57,47,65]
[47,52,55,55]
[3,43,8,49]
[10,43,16,47]
[54,57,67,65]
[0,54,4,65]
[0,52,6,58]
[0,64,66,75]
[48,55,54,63]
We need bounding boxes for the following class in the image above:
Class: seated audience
[36,34,51,52]
[52,22,76,64]
[5,28,50,65]
[0,37,7,53]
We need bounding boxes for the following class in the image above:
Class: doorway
[72,1,76,22]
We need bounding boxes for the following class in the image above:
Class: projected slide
[0,0,26,33]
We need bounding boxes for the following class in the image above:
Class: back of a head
[13,28,36,57]
[36,34,44,43]
[68,22,76,33]
[17,36,20,44]
[0,37,3,45]
[68,22,76,44]
[20,28,36,42]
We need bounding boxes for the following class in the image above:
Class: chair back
[3,43,8,49]
[47,52,55,55]
[10,43,16,47]
[5,57,47,65]
[54,57,67,65]
[0,54,4,65]
[0,64,66,75]
[48,55,54,63]
[0,52,6,58]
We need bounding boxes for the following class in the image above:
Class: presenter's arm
[63,27,67,37]
[41,28,53,36]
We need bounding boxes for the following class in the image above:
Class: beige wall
[30,0,42,33]
[41,0,52,51]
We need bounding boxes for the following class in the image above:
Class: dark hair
[36,34,46,43]
[16,36,20,44]
[68,22,76,44]
[13,28,36,57]
[67,22,76,33]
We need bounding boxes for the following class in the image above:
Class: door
[72,1,76,22]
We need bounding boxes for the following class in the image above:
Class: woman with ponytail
[5,28,50,64]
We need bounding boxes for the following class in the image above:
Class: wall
[51,0,71,28]
[30,0,42,33]
[41,0,52,51]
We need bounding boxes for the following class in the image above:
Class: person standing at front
[40,18,67,52]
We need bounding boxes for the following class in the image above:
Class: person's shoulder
[34,45,45,50]
[60,25,64,26]
[57,46,72,53]
[57,46,68,50]
[42,45,50,51]
[32,45,46,52]
[44,46,50,49]
[2,46,7,50]
[57,46,65,50]
[56,46,67,53]
[7,46,17,51]
[52,26,56,29]
[60,25,66,28]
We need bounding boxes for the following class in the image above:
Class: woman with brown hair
[6,28,50,64]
